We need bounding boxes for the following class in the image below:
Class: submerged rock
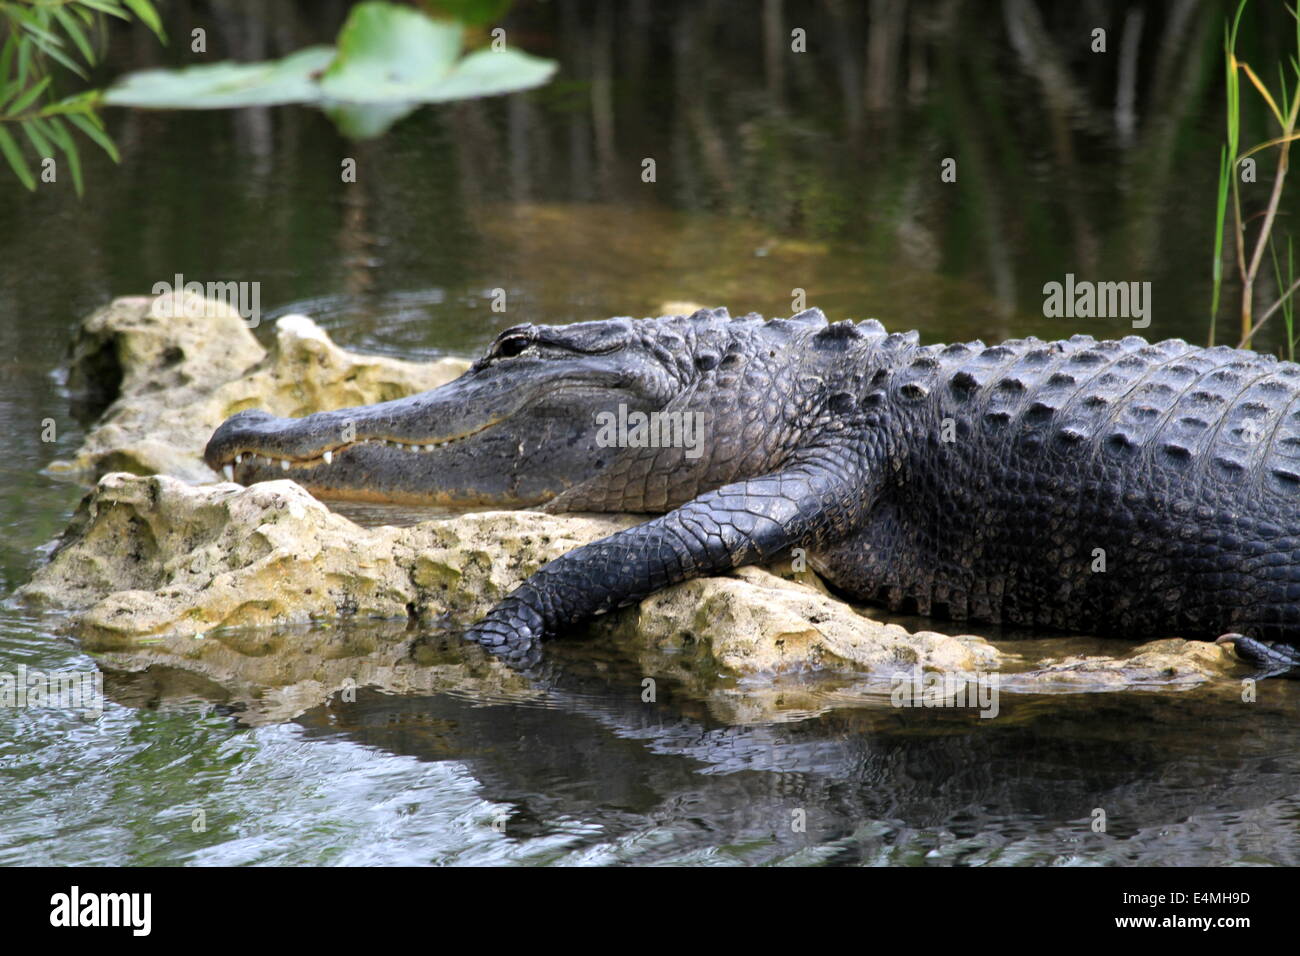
[50,292,468,482]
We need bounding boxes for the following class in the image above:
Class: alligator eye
[496,335,530,358]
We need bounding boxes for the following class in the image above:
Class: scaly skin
[206,308,1300,669]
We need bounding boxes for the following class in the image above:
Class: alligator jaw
[211,423,503,505]
[203,328,674,508]
[213,422,495,481]
[202,397,556,506]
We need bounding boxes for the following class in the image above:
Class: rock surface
[18,473,633,644]
[17,473,1241,698]
[604,566,1000,675]
[51,292,468,482]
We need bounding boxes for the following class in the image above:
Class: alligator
[203,307,1300,673]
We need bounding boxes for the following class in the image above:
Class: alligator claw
[1216,633,1300,679]
[462,598,547,669]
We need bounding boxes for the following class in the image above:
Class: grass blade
[122,0,165,43]
[0,124,37,189]
[65,110,119,162]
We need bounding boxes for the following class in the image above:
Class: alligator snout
[203,409,283,472]
[199,320,685,507]
[203,407,352,482]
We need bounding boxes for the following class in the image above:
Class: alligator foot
[1216,633,1300,679]
[462,598,546,670]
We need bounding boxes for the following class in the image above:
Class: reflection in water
[295,686,1300,868]
[88,619,1300,866]
[300,662,1300,866]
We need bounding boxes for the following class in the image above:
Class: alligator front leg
[463,455,873,667]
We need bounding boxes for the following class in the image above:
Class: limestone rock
[22,472,994,678]
[17,472,632,647]
[1001,638,1234,690]
[50,293,468,482]
[15,473,1241,698]
[605,566,999,675]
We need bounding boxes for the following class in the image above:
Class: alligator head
[204,308,847,509]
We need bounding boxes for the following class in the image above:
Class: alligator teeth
[323,450,333,464]
[424,445,434,452]
[223,465,234,481]
[281,459,290,471]
[235,454,243,465]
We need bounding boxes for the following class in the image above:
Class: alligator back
[817,333,1300,642]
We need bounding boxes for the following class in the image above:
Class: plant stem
[1241,89,1300,346]
[1239,274,1300,346]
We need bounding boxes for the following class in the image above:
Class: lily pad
[102,1,557,138]
[103,46,335,110]
[318,4,464,102]
[414,47,559,103]
[323,103,421,141]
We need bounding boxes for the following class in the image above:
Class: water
[3,0,1300,866]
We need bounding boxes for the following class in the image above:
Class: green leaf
[20,115,52,159]
[14,14,65,51]
[77,1,129,21]
[320,3,464,102]
[0,124,36,189]
[31,33,88,79]
[44,115,83,195]
[318,2,555,108]
[3,75,52,116]
[122,0,166,42]
[100,1,556,139]
[54,89,107,114]
[322,102,418,139]
[16,37,31,87]
[52,6,97,66]
[104,46,336,108]
[66,111,119,162]
[0,34,17,86]
[319,4,556,106]
[425,47,557,103]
